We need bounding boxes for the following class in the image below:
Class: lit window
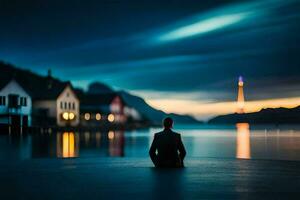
[84,113,91,121]
[96,113,101,121]
[62,112,69,120]
[108,114,115,122]
[69,113,75,120]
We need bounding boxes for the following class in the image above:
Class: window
[20,97,27,106]
[72,102,75,110]
[0,96,6,106]
[8,95,18,108]
[68,102,71,109]
[60,102,63,109]
[64,102,67,109]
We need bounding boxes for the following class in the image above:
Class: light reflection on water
[1,125,300,161]
[236,123,251,159]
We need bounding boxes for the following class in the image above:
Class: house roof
[0,61,73,100]
[0,79,31,96]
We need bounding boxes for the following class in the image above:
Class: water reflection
[236,123,251,159]
[56,132,79,158]
[108,131,125,157]
[95,132,101,147]
[33,131,125,158]
[2,126,300,161]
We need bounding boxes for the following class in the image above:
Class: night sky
[1,0,300,119]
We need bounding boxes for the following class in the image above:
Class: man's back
[149,129,186,168]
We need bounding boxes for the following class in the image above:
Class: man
[149,117,186,168]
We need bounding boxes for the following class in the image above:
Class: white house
[33,83,80,127]
[0,80,32,127]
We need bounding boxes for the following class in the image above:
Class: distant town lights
[96,113,101,121]
[108,114,115,122]
[84,113,91,121]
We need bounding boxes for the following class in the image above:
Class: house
[80,93,126,126]
[0,79,32,127]
[1,69,82,127]
[33,81,80,127]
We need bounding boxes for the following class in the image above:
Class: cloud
[157,12,252,42]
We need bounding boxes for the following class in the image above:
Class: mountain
[208,106,300,124]
[87,82,113,94]
[119,91,201,125]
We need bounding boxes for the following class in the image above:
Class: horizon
[1,0,300,120]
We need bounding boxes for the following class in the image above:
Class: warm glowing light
[69,132,75,157]
[96,113,101,121]
[62,132,75,158]
[237,76,245,114]
[108,114,115,122]
[236,123,251,159]
[69,112,75,120]
[62,112,69,120]
[84,113,90,120]
[108,131,115,140]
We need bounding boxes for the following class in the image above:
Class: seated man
[149,117,186,168]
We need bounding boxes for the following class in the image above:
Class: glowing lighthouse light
[238,76,244,86]
[237,76,245,114]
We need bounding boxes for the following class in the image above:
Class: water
[1,123,300,161]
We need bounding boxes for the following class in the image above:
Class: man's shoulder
[155,130,181,137]
[154,131,164,137]
[171,130,181,136]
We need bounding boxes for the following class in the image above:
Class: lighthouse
[237,76,245,114]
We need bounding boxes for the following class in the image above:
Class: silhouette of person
[149,117,186,168]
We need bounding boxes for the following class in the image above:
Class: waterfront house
[80,93,126,126]
[33,81,80,127]
[0,79,32,127]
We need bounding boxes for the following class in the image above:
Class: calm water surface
[1,123,300,161]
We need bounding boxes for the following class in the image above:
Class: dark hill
[208,106,300,124]
[87,82,114,94]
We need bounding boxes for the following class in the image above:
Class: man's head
[163,117,173,129]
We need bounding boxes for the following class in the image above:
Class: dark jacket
[149,129,186,168]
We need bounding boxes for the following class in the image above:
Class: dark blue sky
[1,0,300,106]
